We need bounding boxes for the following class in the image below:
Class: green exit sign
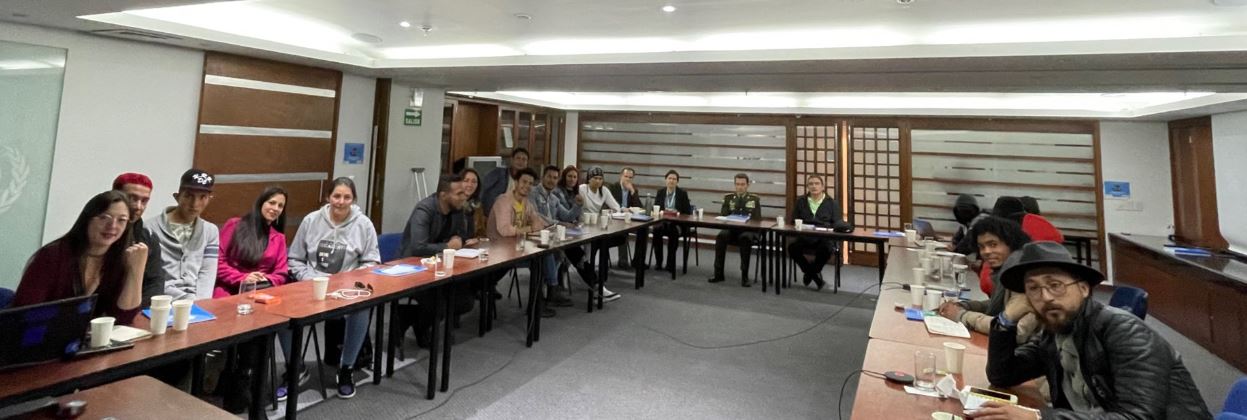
[404,108,422,126]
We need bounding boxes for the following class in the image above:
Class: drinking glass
[237,279,257,315]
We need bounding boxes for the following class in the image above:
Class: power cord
[405,327,525,420]
[640,281,906,350]
[837,369,887,419]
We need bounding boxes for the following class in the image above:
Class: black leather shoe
[740,276,753,287]
[708,277,725,283]
[813,274,826,291]
[802,274,813,286]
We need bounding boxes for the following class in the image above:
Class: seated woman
[937,216,1039,342]
[214,186,288,413]
[215,187,290,297]
[652,170,692,272]
[282,178,378,400]
[15,190,147,324]
[460,168,485,240]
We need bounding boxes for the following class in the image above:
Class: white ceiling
[6,0,1247,117]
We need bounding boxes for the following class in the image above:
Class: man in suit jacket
[787,174,850,290]
[480,147,530,215]
[653,170,693,272]
[710,173,763,287]
[607,167,644,269]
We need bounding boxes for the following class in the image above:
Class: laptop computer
[913,218,937,239]
[0,294,97,370]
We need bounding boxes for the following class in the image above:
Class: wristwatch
[996,313,1017,328]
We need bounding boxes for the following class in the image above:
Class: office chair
[377,233,403,263]
[1108,286,1149,320]
[1220,377,1247,418]
[0,287,13,310]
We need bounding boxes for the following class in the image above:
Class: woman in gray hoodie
[280,177,380,400]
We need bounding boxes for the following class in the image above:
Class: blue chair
[1108,286,1149,320]
[0,287,14,310]
[1221,377,1247,418]
[378,233,402,263]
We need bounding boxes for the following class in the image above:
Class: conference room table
[22,375,236,420]
[0,295,288,420]
[767,225,894,294]
[657,214,777,288]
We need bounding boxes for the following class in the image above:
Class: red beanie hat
[112,172,153,191]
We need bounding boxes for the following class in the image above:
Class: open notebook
[923,315,972,338]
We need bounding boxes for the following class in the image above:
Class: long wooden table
[653,214,776,286]
[21,376,236,420]
[0,295,288,420]
[869,287,989,356]
[768,225,893,294]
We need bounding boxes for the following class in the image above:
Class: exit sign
[404,108,422,126]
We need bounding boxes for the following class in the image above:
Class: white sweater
[578,184,620,214]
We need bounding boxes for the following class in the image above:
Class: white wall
[0,23,205,244]
[563,111,579,167]
[1211,111,1247,255]
[379,84,445,234]
[1098,121,1175,282]
[333,73,376,211]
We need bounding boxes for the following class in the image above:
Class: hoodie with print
[288,204,381,280]
[147,207,220,300]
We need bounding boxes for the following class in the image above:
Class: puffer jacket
[987,298,1211,419]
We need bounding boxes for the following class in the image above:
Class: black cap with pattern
[179,168,215,192]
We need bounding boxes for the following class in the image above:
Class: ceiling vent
[87,29,182,42]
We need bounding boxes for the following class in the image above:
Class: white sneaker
[600,287,621,302]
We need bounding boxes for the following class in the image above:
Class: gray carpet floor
[288,247,1242,419]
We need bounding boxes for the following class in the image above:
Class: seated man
[709,173,761,287]
[480,147,529,215]
[148,169,220,301]
[981,241,1211,419]
[786,174,850,290]
[488,168,568,317]
[530,165,599,291]
[607,167,643,269]
[112,172,170,306]
[400,174,475,347]
[937,216,1038,342]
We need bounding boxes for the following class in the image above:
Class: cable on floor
[405,327,525,420]
[639,281,905,350]
[837,369,886,420]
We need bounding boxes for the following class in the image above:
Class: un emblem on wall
[0,146,30,217]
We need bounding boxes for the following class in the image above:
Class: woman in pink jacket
[215,186,289,298]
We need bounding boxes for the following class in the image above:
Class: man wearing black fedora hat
[977,241,1210,420]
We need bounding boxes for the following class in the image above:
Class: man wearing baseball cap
[147,169,220,300]
[112,172,170,306]
[979,241,1209,419]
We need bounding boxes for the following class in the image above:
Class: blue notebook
[873,231,905,237]
[372,264,427,276]
[142,304,216,325]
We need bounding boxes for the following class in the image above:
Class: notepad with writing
[373,264,426,276]
[923,315,972,338]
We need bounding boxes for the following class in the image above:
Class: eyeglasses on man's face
[1024,280,1080,298]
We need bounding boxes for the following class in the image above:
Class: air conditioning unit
[87,29,182,41]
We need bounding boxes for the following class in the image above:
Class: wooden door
[1168,117,1227,249]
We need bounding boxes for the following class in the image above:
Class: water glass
[237,279,257,315]
[914,350,938,390]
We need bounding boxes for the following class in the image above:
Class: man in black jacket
[112,173,169,307]
[787,174,850,290]
[401,174,471,258]
[653,170,692,272]
[607,167,643,269]
[980,241,1210,420]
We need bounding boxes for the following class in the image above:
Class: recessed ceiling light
[399,21,411,28]
[661,5,676,12]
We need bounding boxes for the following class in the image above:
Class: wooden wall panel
[199,85,337,130]
[203,53,339,90]
[194,135,334,174]
[1168,117,1228,249]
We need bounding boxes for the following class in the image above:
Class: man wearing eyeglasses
[978,241,1210,420]
[147,169,220,301]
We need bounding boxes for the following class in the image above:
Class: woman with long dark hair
[282,178,377,399]
[15,190,148,324]
[556,165,580,204]
[459,168,485,239]
[215,186,289,297]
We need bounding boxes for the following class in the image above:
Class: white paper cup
[443,249,456,270]
[582,212,592,224]
[776,216,785,228]
[696,208,704,219]
[150,295,172,309]
[149,305,170,335]
[922,256,935,274]
[312,276,330,300]
[905,229,918,246]
[794,219,804,230]
[539,229,550,244]
[556,225,567,241]
[172,300,193,331]
[89,317,115,348]
[912,267,926,285]
[652,205,661,216]
[910,285,926,307]
[924,290,941,311]
[943,342,967,374]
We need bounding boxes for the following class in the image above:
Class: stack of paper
[454,248,482,259]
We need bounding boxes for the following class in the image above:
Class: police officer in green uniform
[710,173,763,287]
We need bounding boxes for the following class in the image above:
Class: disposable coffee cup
[539,229,550,246]
[944,342,967,374]
[171,300,193,331]
[905,229,918,246]
[912,267,926,285]
[443,249,456,270]
[312,276,330,300]
[924,290,941,311]
[149,305,170,335]
[910,285,926,307]
[582,212,592,224]
[652,205,661,216]
[696,208,704,219]
[556,225,567,241]
[89,317,115,348]
[150,295,172,309]
[776,216,785,228]
[795,219,804,230]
